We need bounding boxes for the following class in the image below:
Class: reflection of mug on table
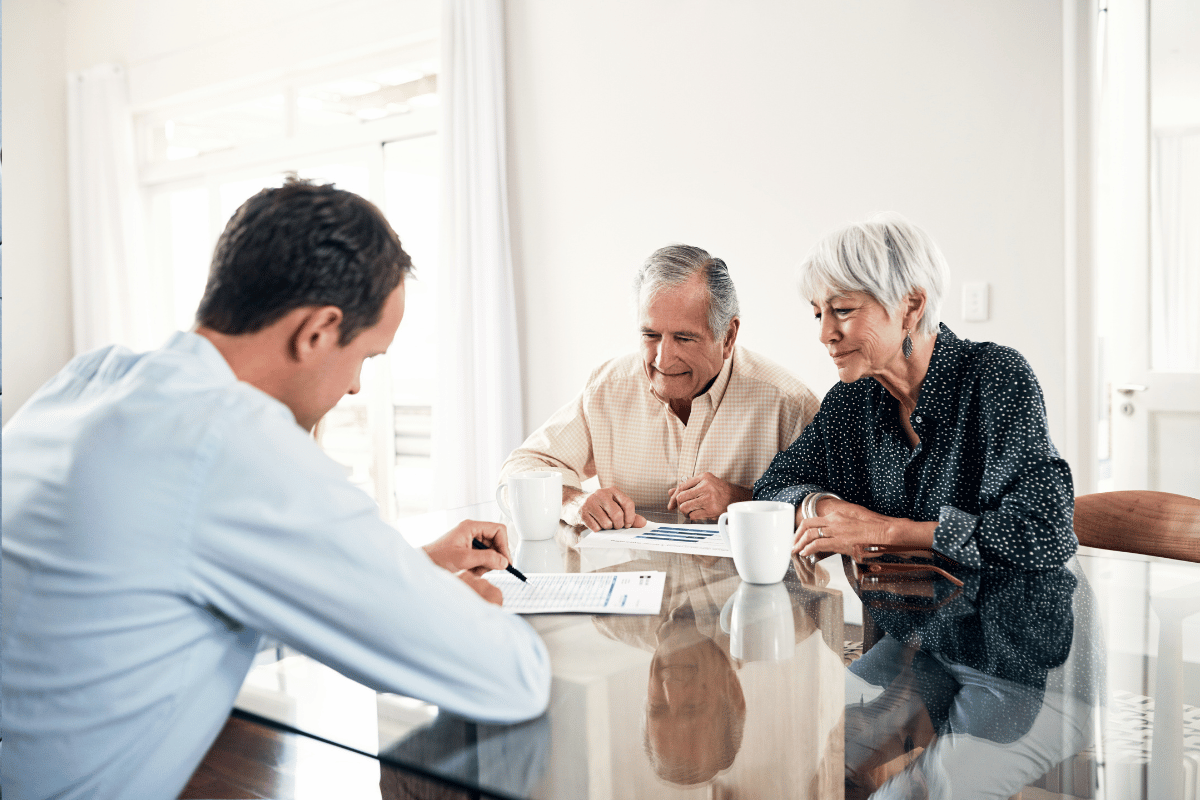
[718,500,794,584]
[720,582,796,662]
[496,471,562,541]
[513,538,563,573]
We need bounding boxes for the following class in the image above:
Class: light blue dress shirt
[1,332,550,800]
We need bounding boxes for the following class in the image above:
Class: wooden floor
[181,714,491,800]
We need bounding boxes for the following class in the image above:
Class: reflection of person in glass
[591,553,841,789]
[843,564,1101,799]
[644,604,746,785]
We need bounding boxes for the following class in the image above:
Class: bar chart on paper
[578,523,730,557]
[483,571,666,615]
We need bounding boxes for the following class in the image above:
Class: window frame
[137,46,441,522]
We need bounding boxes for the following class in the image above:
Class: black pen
[472,538,528,582]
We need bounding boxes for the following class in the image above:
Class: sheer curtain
[432,0,525,508]
[66,64,167,355]
[1150,132,1200,372]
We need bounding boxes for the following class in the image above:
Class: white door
[1101,0,1200,497]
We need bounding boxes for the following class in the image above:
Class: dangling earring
[903,330,913,360]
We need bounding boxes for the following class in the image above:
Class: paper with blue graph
[577,522,730,557]
[483,571,666,615]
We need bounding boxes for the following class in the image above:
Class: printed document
[484,571,666,615]
[578,523,731,557]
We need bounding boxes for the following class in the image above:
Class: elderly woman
[753,214,1076,569]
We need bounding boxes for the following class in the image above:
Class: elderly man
[2,181,549,799]
[500,244,819,531]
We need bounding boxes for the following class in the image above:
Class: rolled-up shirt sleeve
[931,351,1076,569]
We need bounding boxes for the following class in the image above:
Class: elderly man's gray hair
[633,244,740,340]
[798,213,949,338]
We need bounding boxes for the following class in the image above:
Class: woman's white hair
[798,213,949,338]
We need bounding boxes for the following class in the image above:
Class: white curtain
[1150,132,1200,372]
[433,0,525,508]
[67,64,166,355]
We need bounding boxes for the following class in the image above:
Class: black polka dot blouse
[753,324,1077,569]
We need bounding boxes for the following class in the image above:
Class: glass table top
[233,502,1200,799]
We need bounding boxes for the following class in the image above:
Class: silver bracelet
[800,491,842,519]
[799,492,819,519]
[800,491,842,566]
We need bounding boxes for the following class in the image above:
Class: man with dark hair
[197,180,410,345]
[1,181,551,799]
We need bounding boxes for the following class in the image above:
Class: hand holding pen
[422,519,519,577]
[473,538,527,582]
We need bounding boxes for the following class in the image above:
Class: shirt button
[914,415,923,423]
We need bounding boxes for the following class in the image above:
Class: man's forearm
[561,486,587,525]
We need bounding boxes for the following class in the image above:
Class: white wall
[506,0,1072,457]
[3,0,73,425]
[6,0,1082,474]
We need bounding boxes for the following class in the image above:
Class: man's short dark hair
[196,179,413,345]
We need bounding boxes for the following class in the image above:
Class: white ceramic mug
[496,471,563,541]
[719,582,796,662]
[718,500,794,584]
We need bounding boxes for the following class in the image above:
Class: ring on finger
[817,528,827,539]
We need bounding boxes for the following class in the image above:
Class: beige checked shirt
[500,346,820,517]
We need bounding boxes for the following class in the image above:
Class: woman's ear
[902,291,927,333]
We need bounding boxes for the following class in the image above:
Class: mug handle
[717,511,729,546]
[496,483,512,518]
[719,592,736,635]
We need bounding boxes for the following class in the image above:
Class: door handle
[1116,384,1148,395]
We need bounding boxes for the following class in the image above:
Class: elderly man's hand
[423,519,513,576]
[578,487,647,532]
[667,473,751,521]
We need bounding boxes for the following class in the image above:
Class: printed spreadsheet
[483,571,666,615]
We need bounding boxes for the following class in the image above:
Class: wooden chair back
[1073,490,1200,563]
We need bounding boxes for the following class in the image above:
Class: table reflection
[374,524,846,798]
[230,502,1200,799]
[843,558,1102,799]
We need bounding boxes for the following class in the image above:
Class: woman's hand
[793,498,936,560]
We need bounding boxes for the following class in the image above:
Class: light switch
[963,282,989,322]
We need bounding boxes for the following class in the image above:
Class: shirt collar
[168,330,239,383]
[647,348,736,412]
[704,349,735,409]
[913,323,963,419]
